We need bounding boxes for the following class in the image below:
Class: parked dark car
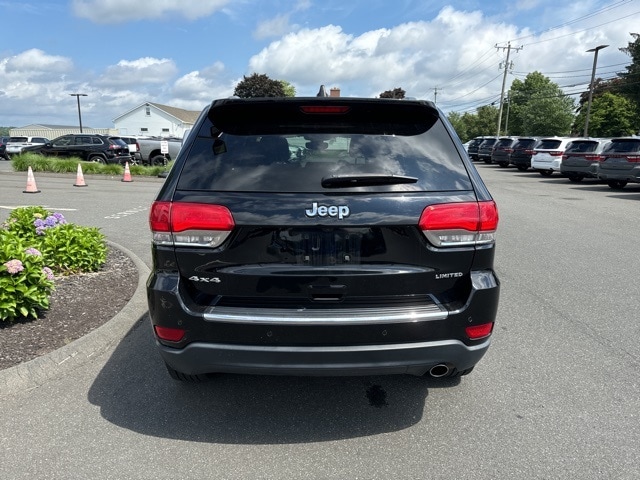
[467,136,486,161]
[509,137,540,171]
[147,96,500,382]
[0,136,10,160]
[477,137,499,164]
[560,138,610,182]
[491,137,519,167]
[22,134,132,164]
[597,137,640,189]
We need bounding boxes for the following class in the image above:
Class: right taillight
[150,201,235,247]
[419,201,498,247]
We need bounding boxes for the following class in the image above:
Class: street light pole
[583,45,608,137]
[69,93,88,133]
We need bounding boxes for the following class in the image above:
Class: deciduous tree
[234,73,286,98]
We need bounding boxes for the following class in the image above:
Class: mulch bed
[0,247,138,370]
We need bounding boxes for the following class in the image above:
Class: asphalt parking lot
[0,159,639,479]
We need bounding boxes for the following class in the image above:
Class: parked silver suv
[560,138,610,182]
[597,137,640,189]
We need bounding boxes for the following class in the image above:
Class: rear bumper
[148,269,499,377]
[598,166,640,182]
[560,163,598,178]
[157,337,491,377]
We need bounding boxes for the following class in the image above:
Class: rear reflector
[466,322,494,340]
[419,201,498,247]
[150,201,235,247]
[154,325,186,342]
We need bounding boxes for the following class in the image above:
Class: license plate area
[273,228,379,266]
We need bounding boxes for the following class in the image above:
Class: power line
[508,0,635,43]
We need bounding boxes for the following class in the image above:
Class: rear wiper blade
[321,174,418,188]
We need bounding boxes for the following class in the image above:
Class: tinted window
[9,137,28,142]
[53,136,72,146]
[603,139,640,153]
[513,139,537,149]
[537,140,562,149]
[565,141,599,153]
[92,137,104,145]
[178,119,472,193]
[496,139,515,147]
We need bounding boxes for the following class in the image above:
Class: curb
[0,241,150,397]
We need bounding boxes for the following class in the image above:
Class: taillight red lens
[419,201,498,247]
[154,325,186,342]
[149,201,235,247]
[465,322,494,340]
[170,203,234,232]
[549,151,563,156]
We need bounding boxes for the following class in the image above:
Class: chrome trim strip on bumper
[202,304,447,325]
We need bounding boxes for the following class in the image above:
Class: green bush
[0,206,108,321]
[39,224,107,274]
[0,230,54,321]
[1,206,50,243]
[12,153,173,177]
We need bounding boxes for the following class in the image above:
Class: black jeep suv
[147,97,500,381]
[22,134,132,164]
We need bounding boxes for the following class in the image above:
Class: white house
[113,102,202,138]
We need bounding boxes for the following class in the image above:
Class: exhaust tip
[429,364,451,378]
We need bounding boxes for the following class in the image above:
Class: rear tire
[498,162,509,168]
[607,180,627,189]
[89,154,106,164]
[516,165,528,171]
[151,155,167,167]
[164,362,209,382]
[568,174,583,182]
[539,170,553,177]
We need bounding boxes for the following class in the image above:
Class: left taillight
[419,201,498,247]
[150,201,235,247]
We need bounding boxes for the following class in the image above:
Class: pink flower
[25,247,42,256]
[4,259,24,275]
[42,267,54,281]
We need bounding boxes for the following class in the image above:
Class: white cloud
[96,58,178,88]
[170,62,235,110]
[254,14,298,40]
[3,49,73,76]
[71,0,230,23]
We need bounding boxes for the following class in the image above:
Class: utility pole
[433,87,439,105]
[69,93,88,133]
[495,42,522,137]
[584,44,608,137]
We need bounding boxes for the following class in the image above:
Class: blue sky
[1,0,639,129]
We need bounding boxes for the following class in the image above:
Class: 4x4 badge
[305,202,350,220]
[189,276,221,283]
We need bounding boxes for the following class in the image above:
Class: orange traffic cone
[121,161,133,182]
[74,163,87,187]
[23,166,41,193]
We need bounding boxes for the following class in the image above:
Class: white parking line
[104,205,148,219]
[0,205,78,212]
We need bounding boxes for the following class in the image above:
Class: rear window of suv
[603,139,640,153]
[177,100,472,193]
[565,140,600,153]
[537,139,563,149]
